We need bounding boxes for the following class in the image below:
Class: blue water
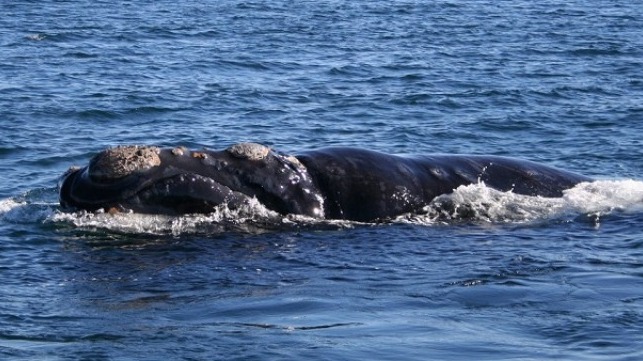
[1,0,642,360]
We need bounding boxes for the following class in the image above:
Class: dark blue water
[1,1,642,360]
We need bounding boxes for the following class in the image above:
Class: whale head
[59,143,324,218]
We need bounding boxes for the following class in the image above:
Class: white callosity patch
[226,143,271,160]
[171,146,187,156]
[89,145,161,180]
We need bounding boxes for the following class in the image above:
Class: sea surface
[1,0,642,360]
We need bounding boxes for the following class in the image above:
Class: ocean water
[1,0,642,360]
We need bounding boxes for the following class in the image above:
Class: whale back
[297,148,592,221]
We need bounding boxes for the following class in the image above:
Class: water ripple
[1,0,642,360]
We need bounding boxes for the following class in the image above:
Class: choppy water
[1,0,642,360]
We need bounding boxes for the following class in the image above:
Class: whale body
[59,143,592,222]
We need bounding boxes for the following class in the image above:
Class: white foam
[398,179,643,225]
[563,179,643,214]
[48,197,286,235]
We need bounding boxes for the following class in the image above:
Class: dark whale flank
[59,143,593,222]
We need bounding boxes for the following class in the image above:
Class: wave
[2,180,641,235]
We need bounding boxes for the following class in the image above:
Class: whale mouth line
[113,173,253,215]
[59,165,253,215]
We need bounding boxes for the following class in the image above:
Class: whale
[59,143,593,222]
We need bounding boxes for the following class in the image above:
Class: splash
[397,179,643,225]
[49,197,286,236]
[563,179,643,214]
[0,198,23,213]
[0,198,55,224]
[48,200,359,236]
[0,198,27,218]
